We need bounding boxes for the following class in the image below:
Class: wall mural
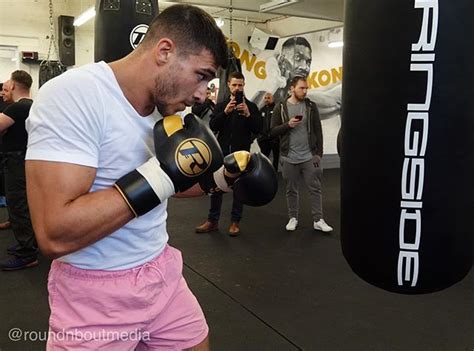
[218,27,343,155]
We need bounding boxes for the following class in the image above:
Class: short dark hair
[11,70,32,89]
[290,76,307,87]
[140,4,228,69]
[282,37,311,51]
[228,71,245,82]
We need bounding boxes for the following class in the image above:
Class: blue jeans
[208,191,243,223]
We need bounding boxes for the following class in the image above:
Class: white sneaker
[314,219,333,233]
[285,217,298,231]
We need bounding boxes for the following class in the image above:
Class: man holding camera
[195,71,261,236]
[271,76,333,233]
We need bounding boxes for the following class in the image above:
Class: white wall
[0,0,94,96]
[0,1,341,95]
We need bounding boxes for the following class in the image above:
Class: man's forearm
[33,187,134,259]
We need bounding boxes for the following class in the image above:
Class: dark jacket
[191,99,215,119]
[270,97,323,157]
[209,97,261,154]
[257,102,276,142]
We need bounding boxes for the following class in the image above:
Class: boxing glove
[115,114,223,217]
[200,151,278,206]
[231,152,278,206]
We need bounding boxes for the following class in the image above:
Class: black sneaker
[0,256,39,271]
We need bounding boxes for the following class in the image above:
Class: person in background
[257,92,279,171]
[0,82,11,215]
[195,71,261,236]
[271,76,333,233]
[0,71,37,269]
[192,86,215,126]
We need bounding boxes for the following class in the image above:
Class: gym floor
[0,169,472,350]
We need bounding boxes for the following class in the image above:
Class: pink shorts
[46,245,208,350]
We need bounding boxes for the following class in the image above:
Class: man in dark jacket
[191,87,215,126]
[257,92,279,171]
[271,76,333,233]
[195,71,261,236]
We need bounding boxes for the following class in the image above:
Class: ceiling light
[259,0,300,13]
[328,41,344,48]
[74,6,96,27]
[327,27,343,48]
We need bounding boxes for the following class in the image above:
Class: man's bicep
[26,160,96,220]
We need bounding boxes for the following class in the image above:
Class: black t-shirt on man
[2,98,33,152]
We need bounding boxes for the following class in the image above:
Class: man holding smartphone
[270,76,333,233]
[195,71,261,236]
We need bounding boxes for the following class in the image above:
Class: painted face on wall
[279,44,312,81]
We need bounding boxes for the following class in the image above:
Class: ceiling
[164,0,344,22]
[72,0,344,35]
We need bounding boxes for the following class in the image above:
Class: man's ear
[153,38,175,66]
[277,54,284,66]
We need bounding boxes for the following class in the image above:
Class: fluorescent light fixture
[260,0,300,13]
[327,27,343,48]
[328,41,344,48]
[74,6,96,27]
[215,18,224,28]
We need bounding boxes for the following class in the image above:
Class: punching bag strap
[39,0,67,87]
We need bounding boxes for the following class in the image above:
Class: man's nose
[194,86,207,104]
[298,61,309,69]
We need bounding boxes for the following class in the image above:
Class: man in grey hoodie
[271,76,333,233]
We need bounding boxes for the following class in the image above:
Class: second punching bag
[95,0,159,63]
[341,0,473,294]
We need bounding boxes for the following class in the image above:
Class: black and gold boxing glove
[200,151,278,207]
[115,114,223,217]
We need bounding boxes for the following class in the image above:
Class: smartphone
[235,91,244,105]
[294,115,303,121]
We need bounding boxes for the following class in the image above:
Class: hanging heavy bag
[341,0,473,294]
[94,0,159,63]
[38,0,67,87]
[39,61,67,88]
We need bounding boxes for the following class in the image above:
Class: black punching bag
[95,0,159,62]
[341,1,473,294]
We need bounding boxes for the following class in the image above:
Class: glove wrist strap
[115,157,175,217]
[213,165,233,192]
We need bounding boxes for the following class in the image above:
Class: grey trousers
[281,159,323,222]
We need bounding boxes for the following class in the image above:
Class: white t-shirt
[26,61,168,270]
